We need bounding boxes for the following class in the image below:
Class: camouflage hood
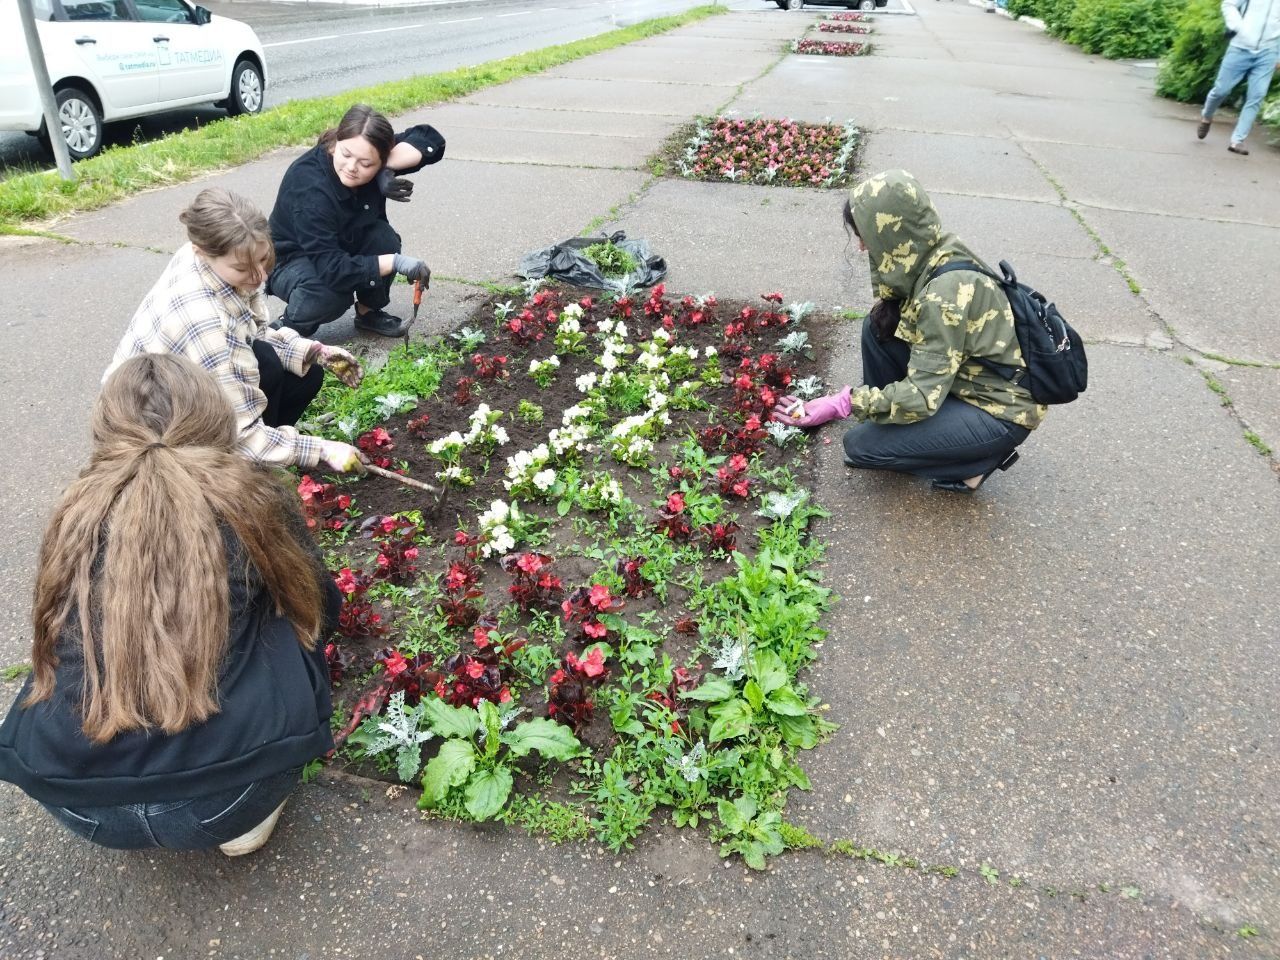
[848,169,980,301]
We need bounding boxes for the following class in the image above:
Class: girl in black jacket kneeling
[0,354,339,856]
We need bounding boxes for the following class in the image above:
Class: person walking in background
[1197,0,1280,155]
[772,170,1046,493]
[269,103,443,337]
[0,355,339,856]
[106,188,366,474]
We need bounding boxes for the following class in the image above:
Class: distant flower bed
[676,115,861,188]
[819,21,872,34]
[827,11,871,19]
[792,38,872,56]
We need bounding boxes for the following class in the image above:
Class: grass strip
[0,4,725,229]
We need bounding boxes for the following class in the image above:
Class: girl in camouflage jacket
[773,169,1046,492]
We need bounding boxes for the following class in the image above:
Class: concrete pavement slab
[796,337,1280,931]
[929,191,1097,259]
[860,129,1059,203]
[0,763,1247,959]
[414,160,650,282]
[1082,206,1280,364]
[466,74,732,117]
[442,125,657,168]
[421,101,684,141]
[1216,364,1280,458]
[1024,140,1280,225]
[613,178,869,308]
[544,50,777,85]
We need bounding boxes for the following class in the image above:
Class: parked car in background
[0,0,267,160]
[772,0,887,10]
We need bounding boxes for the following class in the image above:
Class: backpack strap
[924,259,1025,385]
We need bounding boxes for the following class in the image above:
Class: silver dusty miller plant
[791,375,826,400]
[352,691,435,783]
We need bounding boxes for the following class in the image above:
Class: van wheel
[45,87,102,161]
[227,59,264,116]
[858,0,876,9]
[787,0,804,8]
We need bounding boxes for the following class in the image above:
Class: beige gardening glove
[313,344,364,388]
[319,440,366,474]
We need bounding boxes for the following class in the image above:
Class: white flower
[491,425,509,445]
[532,469,556,491]
[576,372,598,393]
[704,346,717,358]
[562,303,584,320]
[652,328,672,343]
[597,318,615,335]
[600,352,619,371]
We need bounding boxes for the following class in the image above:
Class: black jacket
[269,124,445,293]
[0,532,341,808]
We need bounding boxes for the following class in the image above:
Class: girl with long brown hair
[0,354,339,855]
[268,103,444,338]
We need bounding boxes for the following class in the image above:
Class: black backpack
[928,259,1087,405]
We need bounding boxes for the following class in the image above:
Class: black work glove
[376,167,414,203]
[869,298,903,343]
[392,254,431,286]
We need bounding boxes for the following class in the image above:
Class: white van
[0,0,267,160]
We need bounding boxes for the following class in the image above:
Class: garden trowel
[404,278,425,353]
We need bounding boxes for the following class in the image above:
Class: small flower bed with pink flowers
[671,115,861,188]
[301,281,838,867]
[819,20,873,34]
[792,38,872,56]
[827,11,871,20]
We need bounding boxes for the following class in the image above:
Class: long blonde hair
[27,354,323,743]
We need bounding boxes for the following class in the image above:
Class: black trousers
[267,220,401,335]
[253,339,324,428]
[842,318,1029,482]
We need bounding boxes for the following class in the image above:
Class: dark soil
[316,285,832,785]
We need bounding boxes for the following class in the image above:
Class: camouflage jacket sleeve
[849,295,965,424]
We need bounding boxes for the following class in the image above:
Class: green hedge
[1063,0,1181,58]
[1156,0,1231,101]
[1009,0,1179,59]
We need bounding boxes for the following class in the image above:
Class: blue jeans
[41,767,300,850]
[1202,43,1280,145]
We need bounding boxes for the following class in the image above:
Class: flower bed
[819,20,872,34]
[792,38,872,56]
[670,115,860,188]
[827,11,871,20]
[303,282,837,866]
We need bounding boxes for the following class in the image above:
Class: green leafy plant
[714,796,785,870]
[516,400,545,424]
[418,699,583,820]
[684,650,826,749]
[583,241,640,278]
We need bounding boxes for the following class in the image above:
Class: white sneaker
[218,799,287,857]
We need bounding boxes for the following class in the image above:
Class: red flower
[383,650,408,678]
[665,492,686,514]
[334,568,358,595]
[465,660,486,680]
[579,647,606,678]
[583,621,607,639]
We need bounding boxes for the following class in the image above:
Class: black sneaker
[354,308,409,338]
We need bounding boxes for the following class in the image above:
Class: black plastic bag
[518,231,666,291]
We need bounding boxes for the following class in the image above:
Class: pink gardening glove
[770,387,852,428]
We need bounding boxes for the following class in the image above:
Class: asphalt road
[0,0,758,174]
